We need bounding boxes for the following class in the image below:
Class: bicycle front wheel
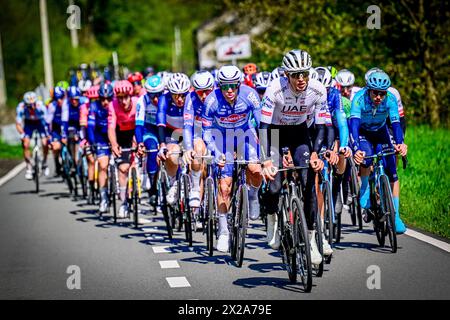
[160,170,173,239]
[182,174,192,247]
[235,185,248,268]
[109,164,117,223]
[323,181,334,247]
[381,175,397,253]
[205,178,215,256]
[279,199,296,283]
[292,197,312,293]
[34,150,39,193]
[132,168,139,229]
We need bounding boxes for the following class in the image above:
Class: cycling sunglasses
[288,71,309,79]
[256,87,266,95]
[370,89,387,97]
[171,92,188,100]
[148,92,161,99]
[220,83,240,91]
[100,96,113,102]
[133,81,142,86]
[195,88,214,96]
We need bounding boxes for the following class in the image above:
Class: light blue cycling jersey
[136,93,158,128]
[202,85,261,161]
[183,91,204,151]
[327,87,349,148]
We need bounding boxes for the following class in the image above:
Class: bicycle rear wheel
[235,185,248,268]
[314,209,324,277]
[323,181,334,247]
[132,168,139,229]
[350,163,363,230]
[205,178,215,256]
[109,164,117,223]
[279,199,296,283]
[381,175,397,253]
[292,197,312,293]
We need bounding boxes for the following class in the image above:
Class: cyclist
[128,72,146,97]
[136,75,166,204]
[349,71,408,234]
[62,86,83,167]
[314,66,352,254]
[335,69,361,101]
[156,73,191,206]
[78,79,92,105]
[80,84,101,205]
[87,83,113,212]
[202,65,263,253]
[182,71,215,209]
[252,71,272,99]
[108,80,138,218]
[364,67,406,135]
[259,49,327,266]
[46,86,68,177]
[243,63,258,88]
[16,91,50,180]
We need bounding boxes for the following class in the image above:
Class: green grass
[398,126,450,239]
[0,140,22,159]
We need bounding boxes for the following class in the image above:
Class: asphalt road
[1,164,449,300]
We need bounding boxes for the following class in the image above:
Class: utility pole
[112,51,119,80]
[0,33,7,106]
[174,26,182,71]
[39,0,54,89]
[68,0,79,48]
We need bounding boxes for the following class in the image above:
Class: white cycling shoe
[189,189,201,208]
[322,237,333,256]
[266,214,280,250]
[25,169,33,180]
[217,233,229,253]
[118,203,129,219]
[248,197,260,221]
[42,164,50,177]
[166,181,178,206]
[309,230,323,266]
[99,199,109,214]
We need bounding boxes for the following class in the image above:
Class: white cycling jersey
[260,77,328,127]
[350,86,362,101]
[388,86,404,118]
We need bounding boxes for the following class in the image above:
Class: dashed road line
[159,260,180,269]
[166,277,191,288]
[152,246,171,253]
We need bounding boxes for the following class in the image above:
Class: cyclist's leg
[22,126,33,169]
[217,164,233,252]
[50,131,62,175]
[97,143,110,209]
[143,127,159,192]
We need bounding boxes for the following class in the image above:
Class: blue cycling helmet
[98,83,114,98]
[54,86,66,99]
[366,71,391,90]
[67,86,81,99]
[144,75,165,93]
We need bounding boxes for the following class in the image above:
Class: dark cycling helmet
[98,83,114,98]
[54,86,66,99]
[67,86,82,99]
[366,71,391,90]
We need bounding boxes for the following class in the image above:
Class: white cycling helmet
[309,67,319,81]
[167,73,191,94]
[253,71,272,89]
[216,65,242,85]
[336,69,356,86]
[23,91,38,104]
[191,71,215,90]
[315,67,333,88]
[78,79,92,92]
[364,67,383,82]
[282,49,312,73]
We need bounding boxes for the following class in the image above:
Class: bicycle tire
[132,168,139,229]
[182,174,192,246]
[292,197,313,293]
[79,158,88,199]
[63,149,74,194]
[335,211,342,244]
[206,178,215,256]
[109,164,117,223]
[160,169,173,239]
[34,149,39,194]
[314,209,324,277]
[351,163,363,230]
[236,185,248,268]
[279,198,296,283]
[381,175,397,253]
[323,181,334,246]
[371,178,386,247]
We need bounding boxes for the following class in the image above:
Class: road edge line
[0,161,26,188]
[405,229,450,253]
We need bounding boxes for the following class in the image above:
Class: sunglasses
[100,97,113,102]
[117,94,131,100]
[148,92,161,99]
[341,85,353,90]
[133,81,142,86]
[256,87,266,94]
[220,83,240,91]
[171,93,188,100]
[195,88,214,96]
[370,90,387,97]
[288,71,309,79]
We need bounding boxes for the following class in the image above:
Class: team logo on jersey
[184,113,193,121]
[281,105,307,115]
[219,113,246,123]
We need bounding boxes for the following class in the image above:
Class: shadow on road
[232,276,312,293]
[10,190,43,195]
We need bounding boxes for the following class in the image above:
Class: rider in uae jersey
[202,84,261,166]
[156,92,185,144]
[183,90,204,151]
[261,77,328,127]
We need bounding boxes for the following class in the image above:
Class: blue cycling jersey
[349,87,403,151]
[202,85,261,160]
[16,101,47,126]
[183,91,204,150]
[156,92,185,144]
[136,93,159,144]
[47,100,68,134]
[87,100,109,145]
[327,87,349,148]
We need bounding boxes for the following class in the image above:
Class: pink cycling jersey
[108,97,137,131]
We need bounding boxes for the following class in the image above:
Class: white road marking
[159,260,180,269]
[152,246,171,253]
[405,229,450,253]
[166,277,190,288]
[0,162,26,187]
